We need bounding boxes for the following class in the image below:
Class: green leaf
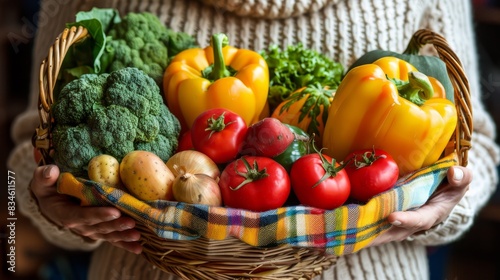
[66,8,121,74]
[74,7,121,34]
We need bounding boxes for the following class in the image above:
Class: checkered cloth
[57,153,456,255]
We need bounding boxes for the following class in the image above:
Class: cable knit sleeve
[7,0,104,251]
[408,0,500,245]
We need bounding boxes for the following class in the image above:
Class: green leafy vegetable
[51,67,181,176]
[57,8,198,88]
[261,44,344,111]
[63,8,121,79]
[103,12,197,85]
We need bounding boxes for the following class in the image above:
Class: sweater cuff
[7,140,102,251]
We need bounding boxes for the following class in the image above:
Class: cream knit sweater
[8,0,500,279]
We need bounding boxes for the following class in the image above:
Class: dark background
[1,0,500,279]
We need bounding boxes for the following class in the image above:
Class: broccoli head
[52,74,109,125]
[51,67,181,176]
[103,12,197,85]
[52,124,102,176]
[88,104,138,151]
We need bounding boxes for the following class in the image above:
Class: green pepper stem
[397,71,434,106]
[208,33,231,80]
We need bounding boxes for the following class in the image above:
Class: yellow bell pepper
[163,33,269,130]
[322,57,457,175]
[373,57,447,99]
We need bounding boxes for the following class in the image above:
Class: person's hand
[30,164,143,254]
[370,166,472,247]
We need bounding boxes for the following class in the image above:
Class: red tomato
[344,148,399,202]
[290,153,350,210]
[191,108,248,164]
[219,156,290,212]
[176,131,193,152]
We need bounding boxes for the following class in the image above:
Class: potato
[88,154,123,188]
[119,150,175,201]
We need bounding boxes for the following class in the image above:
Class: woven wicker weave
[33,26,471,280]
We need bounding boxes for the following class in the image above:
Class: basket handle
[406,29,472,167]
[33,26,89,165]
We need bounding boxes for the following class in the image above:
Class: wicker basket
[33,26,472,280]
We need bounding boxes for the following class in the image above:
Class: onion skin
[172,173,222,206]
[166,150,220,180]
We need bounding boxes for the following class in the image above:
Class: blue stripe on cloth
[64,154,456,255]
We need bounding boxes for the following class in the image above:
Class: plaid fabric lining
[58,153,457,255]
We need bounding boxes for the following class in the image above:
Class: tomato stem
[310,141,345,188]
[205,112,234,138]
[353,146,386,169]
[230,157,269,191]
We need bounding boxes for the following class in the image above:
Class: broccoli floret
[88,105,138,154]
[103,12,197,85]
[52,124,102,176]
[135,104,181,160]
[104,67,162,117]
[51,67,181,176]
[135,134,175,161]
[136,114,160,142]
[52,74,108,125]
[106,141,136,162]
[157,104,181,136]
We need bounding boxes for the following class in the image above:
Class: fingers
[370,225,410,246]
[30,165,143,255]
[390,166,472,223]
[59,206,122,229]
[30,165,60,197]
[112,240,143,255]
[387,208,436,232]
[447,166,472,188]
[62,210,143,254]
[370,166,473,248]
[68,216,135,236]
[85,228,141,243]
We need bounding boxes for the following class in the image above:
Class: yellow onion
[166,150,220,181]
[172,169,222,206]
